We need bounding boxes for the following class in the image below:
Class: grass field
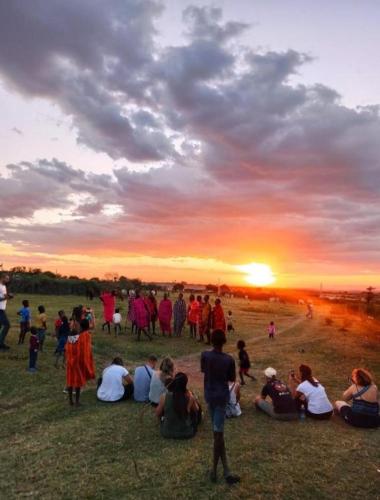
[0,293,379,499]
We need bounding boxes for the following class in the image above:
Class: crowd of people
[0,272,379,485]
[99,289,236,343]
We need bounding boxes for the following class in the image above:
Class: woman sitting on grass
[334,368,379,428]
[156,372,201,439]
[290,364,333,420]
[149,356,174,406]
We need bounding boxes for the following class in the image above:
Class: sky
[0,0,379,289]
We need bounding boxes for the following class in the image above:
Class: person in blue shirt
[133,355,158,402]
[201,329,240,485]
[17,299,31,345]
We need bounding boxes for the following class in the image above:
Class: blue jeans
[208,404,227,433]
[0,310,10,345]
[29,349,38,370]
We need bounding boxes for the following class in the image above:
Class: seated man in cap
[254,367,298,421]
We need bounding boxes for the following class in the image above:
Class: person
[54,310,65,338]
[17,299,31,345]
[65,318,95,406]
[173,293,187,337]
[201,329,240,485]
[100,290,116,334]
[211,299,226,333]
[79,318,95,382]
[306,302,313,319]
[156,372,201,439]
[196,295,203,341]
[133,355,158,402]
[334,368,379,428]
[187,294,199,339]
[147,291,158,335]
[28,326,40,372]
[226,381,242,418]
[133,292,152,341]
[201,295,212,344]
[54,315,70,368]
[236,340,256,384]
[36,305,47,352]
[268,321,276,339]
[254,367,298,420]
[0,273,13,350]
[227,311,235,333]
[97,357,134,402]
[149,357,174,406]
[127,291,137,334]
[290,364,333,420]
[113,308,122,336]
[158,293,173,336]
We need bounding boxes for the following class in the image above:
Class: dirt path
[174,315,307,389]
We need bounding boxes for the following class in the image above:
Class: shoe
[0,344,10,350]
[28,368,37,373]
[225,474,240,485]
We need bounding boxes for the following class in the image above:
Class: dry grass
[0,294,379,499]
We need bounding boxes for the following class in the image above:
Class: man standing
[0,274,13,350]
[201,295,212,344]
[201,329,240,485]
[173,293,187,337]
[211,298,226,333]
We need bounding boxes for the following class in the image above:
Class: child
[55,315,70,368]
[28,327,39,372]
[268,321,276,339]
[17,299,31,344]
[227,310,235,333]
[36,305,47,351]
[113,308,122,336]
[237,340,256,384]
[54,310,65,338]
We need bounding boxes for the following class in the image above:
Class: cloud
[0,3,380,284]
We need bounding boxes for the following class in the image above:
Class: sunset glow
[237,263,276,287]
[0,2,379,289]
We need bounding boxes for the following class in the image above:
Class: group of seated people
[255,365,380,429]
[97,355,379,438]
[97,354,202,439]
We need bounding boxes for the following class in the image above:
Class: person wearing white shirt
[97,357,133,402]
[112,308,122,336]
[289,364,333,420]
[0,274,13,350]
[133,355,158,402]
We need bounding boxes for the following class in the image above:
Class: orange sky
[1,3,379,291]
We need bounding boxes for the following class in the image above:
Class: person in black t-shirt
[201,329,240,485]
[254,367,298,420]
[236,340,256,384]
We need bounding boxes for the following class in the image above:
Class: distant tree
[173,282,185,292]
[220,284,231,295]
[205,284,218,293]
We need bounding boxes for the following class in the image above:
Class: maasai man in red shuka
[100,290,116,335]
[158,293,173,336]
[211,298,226,333]
[79,319,95,381]
[147,291,158,335]
[65,318,95,407]
[133,292,152,341]
[187,294,199,339]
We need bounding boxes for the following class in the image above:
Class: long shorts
[208,404,226,432]
[340,405,379,428]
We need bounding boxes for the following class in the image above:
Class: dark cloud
[0,3,380,276]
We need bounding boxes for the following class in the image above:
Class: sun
[237,263,276,287]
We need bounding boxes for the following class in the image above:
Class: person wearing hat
[254,367,298,420]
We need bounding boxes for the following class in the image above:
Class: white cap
[264,367,277,378]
